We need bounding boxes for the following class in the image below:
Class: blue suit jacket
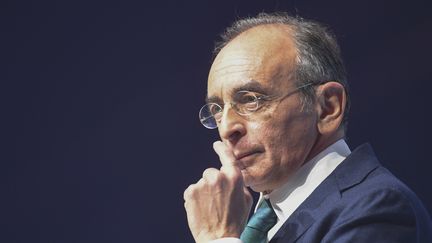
[270,144,432,242]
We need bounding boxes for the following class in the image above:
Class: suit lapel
[270,143,380,243]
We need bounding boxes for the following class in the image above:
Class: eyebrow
[231,80,269,95]
[205,95,222,104]
[205,80,270,104]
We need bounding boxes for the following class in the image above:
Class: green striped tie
[240,199,277,243]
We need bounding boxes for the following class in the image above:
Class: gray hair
[213,12,350,130]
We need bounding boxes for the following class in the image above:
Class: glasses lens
[199,103,221,129]
[235,91,259,115]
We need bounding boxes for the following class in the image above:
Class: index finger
[213,141,236,168]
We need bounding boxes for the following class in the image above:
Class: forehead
[207,24,297,99]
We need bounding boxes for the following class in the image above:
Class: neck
[305,129,345,166]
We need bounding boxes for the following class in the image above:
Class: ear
[315,81,346,135]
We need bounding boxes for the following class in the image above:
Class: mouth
[234,150,263,163]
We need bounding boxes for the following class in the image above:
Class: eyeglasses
[199,82,317,129]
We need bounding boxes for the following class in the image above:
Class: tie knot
[247,199,277,232]
[240,199,277,243]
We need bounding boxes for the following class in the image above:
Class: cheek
[261,111,317,166]
[244,105,318,190]
[260,114,298,152]
[279,115,317,165]
[245,120,289,179]
[252,122,285,159]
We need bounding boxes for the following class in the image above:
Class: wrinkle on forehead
[208,24,298,99]
[209,54,260,81]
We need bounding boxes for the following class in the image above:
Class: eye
[208,103,223,115]
[236,91,259,104]
[235,91,263,112]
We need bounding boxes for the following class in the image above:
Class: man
[183,13,432,243]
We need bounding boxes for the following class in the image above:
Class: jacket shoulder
[323,166,432,242]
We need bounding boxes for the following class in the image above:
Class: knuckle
[202,168,222,186]
[197,178,205,186]
[202,167,218,179]
[183,184,196,200]
[207,176,220,187]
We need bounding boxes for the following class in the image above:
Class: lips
[234,149,262,161]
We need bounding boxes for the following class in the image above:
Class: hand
[184,141,253,243]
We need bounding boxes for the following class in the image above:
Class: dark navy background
[2,0,431,242]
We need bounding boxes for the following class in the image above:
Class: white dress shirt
[210,139,351,243]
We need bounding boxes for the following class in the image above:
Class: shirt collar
[257,139,351,220]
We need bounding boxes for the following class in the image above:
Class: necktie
[240,199,277,243]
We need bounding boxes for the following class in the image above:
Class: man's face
[207,25,319,192]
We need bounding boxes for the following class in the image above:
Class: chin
[241,171,266,192]
[241,170,255,188]
[240,169,250,183]
[249,183,268,193]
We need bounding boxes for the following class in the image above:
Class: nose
[218,104,246,145]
